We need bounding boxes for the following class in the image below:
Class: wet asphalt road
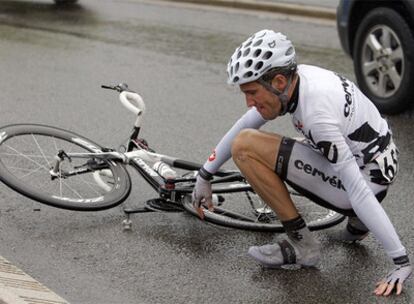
[0,0,414,303]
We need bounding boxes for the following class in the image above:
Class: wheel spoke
[381,27,392,48]
[4,144,50,171]
[31,134,52,168]
[362,60,378,76]
[377,72,387,96]
[17,165,45,179]
[387,67,402,90]
[78,175,102,195]
[53,136,59,154]
[59,166,63,198]
[60,178,83,199]
[367,33,383,56]
[390,45,403,62]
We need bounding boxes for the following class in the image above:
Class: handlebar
[101,83,130,92]
[101,83,146,128]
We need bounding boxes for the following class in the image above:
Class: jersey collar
[287,77,300,114]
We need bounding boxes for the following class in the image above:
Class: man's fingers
[374,282,396,297]
[196,207,205,220]
[193,197,214,220]
[192,194,204,220]
[205,198,214,212]
[383,283,395,296]
[374,282,388,296]
[396,283,403,295]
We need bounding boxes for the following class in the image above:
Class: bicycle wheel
[0,124,131,211]
[182,186,345,232]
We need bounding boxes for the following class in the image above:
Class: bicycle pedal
[122,219,132,231]
[254,207,278,221]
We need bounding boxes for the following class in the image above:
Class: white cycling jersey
[203,64,406,260]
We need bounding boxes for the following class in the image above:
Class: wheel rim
[0,132,118,203]
[183,191,344,232]
[361,24,404,98]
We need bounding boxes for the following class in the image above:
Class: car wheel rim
[361,25,404,98]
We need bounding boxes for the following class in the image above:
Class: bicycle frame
[55,144,250,201]
[50,86,252,204]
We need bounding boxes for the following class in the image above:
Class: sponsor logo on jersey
[294,159,346,191]
[208,150,216,162]
[335,73,354,118]
[307,130,339,164]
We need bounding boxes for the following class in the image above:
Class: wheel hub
[376,51,393,72]
[361,25,404,97]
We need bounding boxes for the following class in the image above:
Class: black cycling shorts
[275,137,397,215]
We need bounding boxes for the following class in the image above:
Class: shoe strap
[278,240,296,264]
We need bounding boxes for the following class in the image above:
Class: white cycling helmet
[227,29,296,85]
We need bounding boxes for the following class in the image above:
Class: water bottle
[153,161,177,180]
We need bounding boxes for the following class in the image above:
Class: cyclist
[192,29,411,296]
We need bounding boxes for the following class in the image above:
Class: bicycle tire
[0,124,131,211]
[182,190,345,232]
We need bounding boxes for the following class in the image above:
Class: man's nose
[246,96,255,107]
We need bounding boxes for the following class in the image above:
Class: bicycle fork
[49,150,71,180]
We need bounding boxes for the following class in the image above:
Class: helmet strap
[257,74,294,116]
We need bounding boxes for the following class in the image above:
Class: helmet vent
[255,61,264,71]
[253,39,263,47]
[286,47,294,55]
[243,71,253,78]
[245,59,253,68]
[262,51,273,60]
[253,49,262,57]
[243,48,251,57]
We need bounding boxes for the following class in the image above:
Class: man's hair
[260,63,297,84]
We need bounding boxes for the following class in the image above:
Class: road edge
[0,255,70,304]
[162,0,337,20]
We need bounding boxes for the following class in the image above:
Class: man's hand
[191,174,213,220]
[374,263,412,296]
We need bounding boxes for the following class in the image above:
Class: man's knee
[231,129,259,162]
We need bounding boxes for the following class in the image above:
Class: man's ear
[271,74,287,91]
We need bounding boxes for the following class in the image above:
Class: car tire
[353,7,414,115]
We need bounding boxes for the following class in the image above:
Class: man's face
[239,81,282,120]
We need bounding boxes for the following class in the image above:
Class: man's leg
[231,129,320,267]
[231,129,298,220]
[331,216,369,243]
